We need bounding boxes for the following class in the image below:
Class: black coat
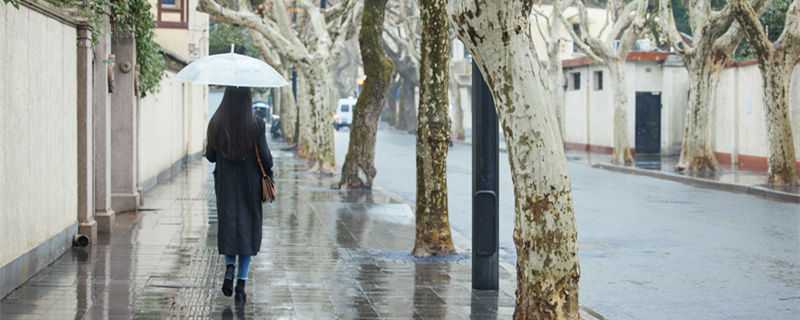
[205,121,273,256]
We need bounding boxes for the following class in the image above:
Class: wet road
[334,127,800,320]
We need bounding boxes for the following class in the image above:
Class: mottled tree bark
[608,64,634,164]
[659,0,770,172]
[412,0,455,257]
[449,1,580,319]
[334,0,394,189]
[303,67,337,173]
[677,61,723,171]
[296,73,313,158]
[280,69,297,143]
[730,0,800,185]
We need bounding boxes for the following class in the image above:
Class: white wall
[563,56,800,164]
[565,67,589,145]
[564,64,619,148]
[138,74,207,185]
[714,62,800,160]
[0,5,78,267]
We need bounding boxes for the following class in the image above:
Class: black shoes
[234,279,247,304]
[223,265,246,304]
[222,264,235,297]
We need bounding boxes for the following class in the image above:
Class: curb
[592,163,800,203]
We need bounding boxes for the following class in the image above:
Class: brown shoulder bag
[255,144,276,202]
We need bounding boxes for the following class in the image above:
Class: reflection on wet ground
[1,146,520,319]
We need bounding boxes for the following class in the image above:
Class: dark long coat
[205,121,273,256]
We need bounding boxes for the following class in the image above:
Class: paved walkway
[1,138,602,319]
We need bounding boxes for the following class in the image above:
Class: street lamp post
[472,62,499,290]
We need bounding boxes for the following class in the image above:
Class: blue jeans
[225,255,252,280]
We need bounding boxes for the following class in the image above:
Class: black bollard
[471,62,499,290]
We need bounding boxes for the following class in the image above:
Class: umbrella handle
[230,43,234,53]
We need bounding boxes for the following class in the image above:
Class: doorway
[635,92,662,154]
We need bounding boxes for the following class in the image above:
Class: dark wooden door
[635,92,661,154]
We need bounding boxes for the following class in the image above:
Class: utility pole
[472,62,499,290]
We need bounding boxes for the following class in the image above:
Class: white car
[333,97,356,130]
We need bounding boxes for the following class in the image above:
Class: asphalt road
[333,126,800,320]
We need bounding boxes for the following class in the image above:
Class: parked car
[252,101,270,123]
[333,97,356,131]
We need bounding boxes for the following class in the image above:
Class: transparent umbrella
[173,45,288,88]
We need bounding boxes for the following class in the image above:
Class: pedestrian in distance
[205,86,274,304]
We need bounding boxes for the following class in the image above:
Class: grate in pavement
[139,246,221,318]
[168,247,221,318]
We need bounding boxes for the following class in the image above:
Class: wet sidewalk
[1,138,604,319]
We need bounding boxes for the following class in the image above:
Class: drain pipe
[72,234,90,247]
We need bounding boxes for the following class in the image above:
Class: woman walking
[205,86,273,304]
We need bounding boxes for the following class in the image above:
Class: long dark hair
[207,87,258,160]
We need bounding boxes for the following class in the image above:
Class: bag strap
[255,143,267,179]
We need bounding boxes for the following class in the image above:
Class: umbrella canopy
[173,52,288,88]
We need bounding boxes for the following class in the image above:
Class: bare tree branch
[729,0,774,61]
[713,0,771,53]
[658,0,693,55]
[778,0,800,61]
[329,0,363,59]
[250,29,282,66]
[199,0,310,63]
[557,0,610,64]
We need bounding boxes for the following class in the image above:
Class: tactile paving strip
[166,247,221,319]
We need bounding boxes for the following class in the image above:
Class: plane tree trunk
[730,0,800,185]
[412,0,455,257]
[279,81,297,144]
[449,1,580,318]
[659,0,770,172]
[296,73,314,158]
[677,57,724,171]
[303,67,337,173]
[334,0,394,189]
[608,62,634,164]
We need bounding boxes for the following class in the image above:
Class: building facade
[563,53,800,171]
[0,0,208,299]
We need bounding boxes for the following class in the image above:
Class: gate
[635,92,662,154]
